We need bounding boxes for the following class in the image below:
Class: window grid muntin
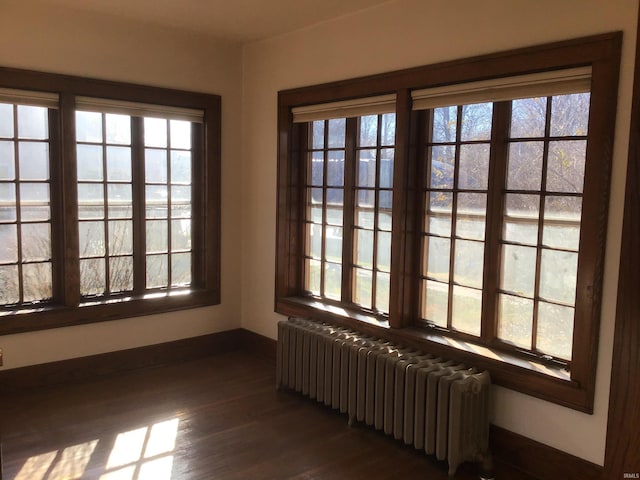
[144,118,193,291]
[498,94,589,361]
[0,103,53,306]
[421,104,492,335]
[353,113,394,314]
[76,111,134,297]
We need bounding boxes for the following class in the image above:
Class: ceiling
[37,0,393,43]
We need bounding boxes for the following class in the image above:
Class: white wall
[0,1,244,368]
[240,0,638,464]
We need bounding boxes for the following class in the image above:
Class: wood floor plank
[0,351,535,480]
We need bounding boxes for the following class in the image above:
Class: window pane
[80,258,106,296]
[327,118,345,148]
[306,222,322,259]
[429,145,455,189]
[145,149,168,183]
[503,194,539,245]
[507,142,543,191]
[79,221,105,257]
[500,244,536,297]
[146,254,168,288]
[18,105,48,140]
[498,294,533,349]
[22,262,52,302]
[18,142,49,180]
[108,220,133,255]
[424,236,450,282]
[78,183,104,220]
[327,188,343,207]
[170,120,191,150]
[109,256,133,293]
[0,184,16,224]
[451,285,481,336]
[378,191,393,231]
[550,93,590,137]
[21,223,51,261]
[355,229,373,267]
[511,97,547,138]
[306,258,321,295]
[171,252,191,286]
[359,115,377,147]
[537,302,574,360]
[546,140,586,193]
[0,265,19,304]
[76,111,102,143]
[146,185,168,218]
[311,121,324,149]
[358,151,376,188]
[432,106,457,143]
[171,219,192,252]
[325,226,342,263]
[377,231,391,272]
[324,262,341,300]
[375,271,390,313]
[107,184,132,219]
[310,151,323,186]
[423,279,448,327]
[146,220,168,253]
[76,144,103,181]
[539,249,578,305]
[381,113,395,146]
[144,118,168,148]
[354,267,372,309]
[0,225,17,262]
[0,103,14,138]
[458,144,489,190]
[107,146,131,181]
[105,113,131,145]
[426,192,452,236]
[171,150,191,184]
[543,196,582,251]
[461,103,492,141]
[453,239,484,289]
[380,148,394,188]
[456,193,486,241]
[0,141,15,180]
[326,151,344,187]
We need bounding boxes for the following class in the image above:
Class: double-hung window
[276,33,621,411]
[0,68,221,334]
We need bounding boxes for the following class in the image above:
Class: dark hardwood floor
[0,351,535,479]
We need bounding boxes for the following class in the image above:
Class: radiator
[276,317,492,478]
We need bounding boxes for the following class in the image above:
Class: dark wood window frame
[0,67,221,335]
[276,33,621,412]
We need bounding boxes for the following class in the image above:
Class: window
[276,33,622,411]
[0,69,220,334]
[302,111,396,313]
[0,99,57,306]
